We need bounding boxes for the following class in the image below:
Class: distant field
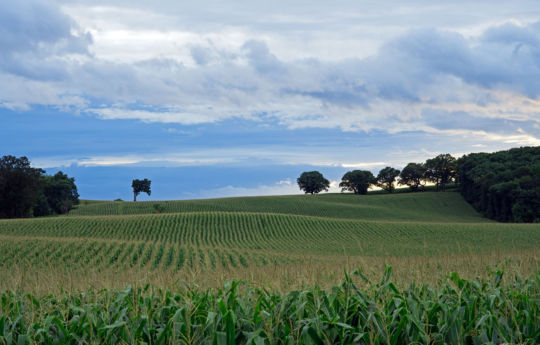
[72,192,486,222]
[1,191,539,292]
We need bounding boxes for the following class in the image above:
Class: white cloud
[31,153,238,168]
[194,177,343,199]
[422,128,540,147]
[199,183,300,198]
[76,155,238,167]
[89,108,228,125]
[341,162,387,169]
[1,0,540,147]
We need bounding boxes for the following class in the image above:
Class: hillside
[71,191,487,222]
[0,192,540,269]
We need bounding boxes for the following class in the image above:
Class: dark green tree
[339,170,375,194]
[42,172,79,214]
[32,193,52,217]
[132,178,151,201]
[457,147,539,222]
[398,163,427,192]
[425,154,457,191]
[376,167,401,193]
[0,155,44,218]
[297,171,330,194]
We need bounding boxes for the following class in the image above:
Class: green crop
[69,192,486,223]
[1,211,539,263]
[1,192,539,343]
[0,268,538,345]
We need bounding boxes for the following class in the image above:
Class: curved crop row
[0,237,282,271]
[1,211,539,257]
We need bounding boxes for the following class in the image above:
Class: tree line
[0,156,79,218]
[298,147,539,223]
[457,146,539,222]
[297,153,458,195]
[2,147,537,223]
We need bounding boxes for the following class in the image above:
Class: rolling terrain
[70,191,485,222]
[1,191,539,292]
[2,191,540,344]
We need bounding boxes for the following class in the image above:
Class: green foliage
[0,155,44,218]
[32,193,53,217]
[40,171,79,215]
[376,167,401,193]
[398,163,427,191]
[339,170,375,194]
[0,156,79,218]
[132,178,151,201]
[297,171,330,194]
[153,203,166,213]
[425,154,457,192]
[0,270,539,344]
[457,146,540,222]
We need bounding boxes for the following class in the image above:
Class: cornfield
[1,210,539,273]
[70,192,486,223]
[1,192,539,343]
[1,268,538,344]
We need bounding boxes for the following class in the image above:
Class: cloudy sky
[2,0,540,200]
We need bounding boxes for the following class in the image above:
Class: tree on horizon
[132,179,151,201]
[297,171,330,195]
[399,163,427,192]
[377,167,401,193]
[339,170,375,194]
[425,154,457,192]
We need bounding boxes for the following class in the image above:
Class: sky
[2,0,540,200]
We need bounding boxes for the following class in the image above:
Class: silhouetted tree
[376,167,401,193]
[132,178,151,201]
[0,155,44,218]
[399,163,427,192]
[339,170,375,194]
[425,154,456,191]
[297,171,330,194]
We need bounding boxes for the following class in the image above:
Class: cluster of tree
[457,146,539,223]
[0,156,79,218]
[298,154,458,195]
[400,154,457,192]
[338,166,404,194]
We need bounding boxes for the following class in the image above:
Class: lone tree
[132,178,151,201]
[297,171,330,194]
[425,154,456,191]
[376,166,401,193]
[339,170,375,194]
[399,163,427,192]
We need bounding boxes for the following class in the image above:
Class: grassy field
[1,191,539,293]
